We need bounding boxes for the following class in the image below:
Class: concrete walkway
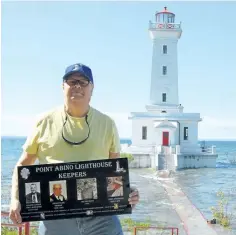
[159,172,235,235]
[126,168,235,235]
[160,178,218,235]
[121,169,187,234]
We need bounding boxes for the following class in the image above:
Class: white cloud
[1,115,38,137]
[199,116,236,140]
[201,116,236,128]
[104,112,132,138]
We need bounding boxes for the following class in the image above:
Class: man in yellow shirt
[9,63,139,235]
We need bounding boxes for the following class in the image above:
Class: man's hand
[10,152,37,225]
[9,200,22,224]
[128,187,140,209]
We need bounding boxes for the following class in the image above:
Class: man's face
[63,73,93,105]
[53,185,62,196]
[30,184,36,193]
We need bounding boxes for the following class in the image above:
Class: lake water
[1,137,236,231]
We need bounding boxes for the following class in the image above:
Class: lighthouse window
[162,93,166,102]
[184,127,188,140]
[142,126,147,140]
[167,15,173,23]
[162,66,167,75]
[163,45,167,54]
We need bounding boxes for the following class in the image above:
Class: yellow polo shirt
[23,106,121,164]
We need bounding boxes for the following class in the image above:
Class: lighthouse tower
[127,7,217,170]
[146,7,183,114]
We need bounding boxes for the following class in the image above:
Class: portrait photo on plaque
[106,176,124,197]
[25,182,41,204]
[76,178,98,200]
[49,180,67,202]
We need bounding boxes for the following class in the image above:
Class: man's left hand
[128,187,139,209]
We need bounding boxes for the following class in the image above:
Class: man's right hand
[9,152,37,225]
[9,200,22,224]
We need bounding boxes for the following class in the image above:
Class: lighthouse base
[121,145,218,170]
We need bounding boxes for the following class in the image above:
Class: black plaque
[18,158,132,222]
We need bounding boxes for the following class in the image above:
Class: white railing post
[211,145,216,154]
[176,145,180,154]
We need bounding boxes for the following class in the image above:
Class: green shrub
[120,218,150,231]
[1,226,38,235]
[120,153,134,163]
[210,190,233,228]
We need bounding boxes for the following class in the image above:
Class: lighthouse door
[162,132,169,146]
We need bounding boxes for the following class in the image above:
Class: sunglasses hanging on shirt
[61,114,90,145]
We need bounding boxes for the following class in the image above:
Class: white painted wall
[149,38,180,106]
[132,119,183,147]
[128,154,152,168]
[128,153,217,169]
[179,121,200,152]
[131,119,155,146]
[177,154,217,169]
[131,118,202,151]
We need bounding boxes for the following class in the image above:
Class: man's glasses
[65,79,90,87]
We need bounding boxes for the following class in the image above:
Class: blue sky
[1,1,236,139]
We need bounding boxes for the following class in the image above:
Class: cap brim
[63,71,90,81]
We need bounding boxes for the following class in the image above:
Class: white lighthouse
[147,7,181,113]
[125,7,218,170]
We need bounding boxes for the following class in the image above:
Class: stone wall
[128,154,152,168]
[176,154,218,169]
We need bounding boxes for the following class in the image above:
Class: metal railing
[133,226,179,235]
[200,146,213,153]
[149,22,181,30]
[1,211,37,235]
[2,211,179,235]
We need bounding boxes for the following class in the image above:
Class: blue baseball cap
[63,63,94,84]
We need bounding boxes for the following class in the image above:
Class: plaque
[18,158,132,222]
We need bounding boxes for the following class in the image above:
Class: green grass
[1,227,37,235]
[1,218,158,234]
[120,218,151,231]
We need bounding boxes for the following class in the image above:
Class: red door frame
[162,132,169,146]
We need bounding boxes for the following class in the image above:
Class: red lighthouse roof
[156,7,175,16]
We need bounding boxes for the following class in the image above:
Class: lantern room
[155,7,175,23]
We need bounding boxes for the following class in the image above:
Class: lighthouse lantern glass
[156,13,175,24]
